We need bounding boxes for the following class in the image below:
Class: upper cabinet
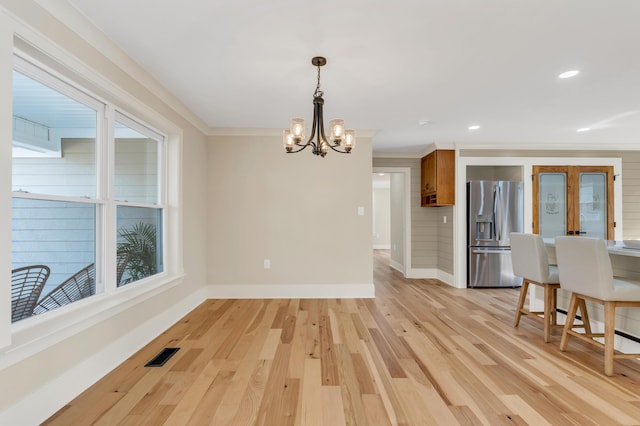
[421,149,455,206]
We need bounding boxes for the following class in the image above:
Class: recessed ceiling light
[468,125,480,130]
[559,70,580,79]
[577,127,591,132]
[378,173,385,176]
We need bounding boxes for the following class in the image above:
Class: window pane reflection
[12,71,97,198]
[115,122,159,204]
[117,206,163,286]
[12,198,96,320]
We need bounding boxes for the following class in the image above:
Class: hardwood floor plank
[92,369,168,426]
[360,338,410,424]
[300,359,323,426]
[397,358,460,425]
[368,327,407,379]
[187,365,236,424]
[42,250,640,424]
[229,359,272,426]
[259,329,282,361]
[362,394,392,426]
[449,404,484,426]
[254,343,292,426]
[350,352,377,394]
[319,314,340,386]
[161,359,223,425]
[321,386,346,426]
[334,344,369,425]
[500,394,552,426]
[393,377,441,424]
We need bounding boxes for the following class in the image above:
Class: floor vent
[145,347,180,367]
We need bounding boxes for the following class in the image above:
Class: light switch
[264,259,270,269]
[358,206,365,216]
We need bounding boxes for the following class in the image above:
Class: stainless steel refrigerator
[467,180,524,288]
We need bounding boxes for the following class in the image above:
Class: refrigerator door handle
[471,248,511,254]
[491,187,496,240]
[495,185,504,241]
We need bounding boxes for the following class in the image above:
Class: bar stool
[511,232,563,342]
[556,236,640,376]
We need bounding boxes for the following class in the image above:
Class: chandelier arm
[327,144,351,154]
[285,143,311,154]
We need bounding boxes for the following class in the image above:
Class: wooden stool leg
[578,299,592,335]
[514,281,530,327]
[543,284,551,343]
[560,293,579,351]
[550,286,558,326]
[604,301,616,376]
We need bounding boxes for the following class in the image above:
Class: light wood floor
[45,250,640,425]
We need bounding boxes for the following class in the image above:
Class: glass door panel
[579,172,607,239]
[538,173,567,238]
[533,165,614,240]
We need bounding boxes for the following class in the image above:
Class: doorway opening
[372,167,412,276]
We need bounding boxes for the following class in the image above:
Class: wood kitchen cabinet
[421,149,455,206]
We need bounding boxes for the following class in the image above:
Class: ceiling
[64,0,640,154]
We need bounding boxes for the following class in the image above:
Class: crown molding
[32,0,210,135]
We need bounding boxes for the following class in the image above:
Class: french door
[532,166,614,240]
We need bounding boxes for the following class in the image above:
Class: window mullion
[101,105,117,294]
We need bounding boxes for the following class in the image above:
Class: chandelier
[283,57,355,158]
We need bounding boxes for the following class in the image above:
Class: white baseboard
[404,268,456,287]
[207,283,375,299]
[405,268,438,279]
[437,270,455,287]
[0,287,207,425]
[390,259,404,273]
[373,244,391,250]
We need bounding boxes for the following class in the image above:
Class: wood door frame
[533,165,614,239]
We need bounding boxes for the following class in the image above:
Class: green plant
[117,222,157,284]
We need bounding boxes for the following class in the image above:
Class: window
[114,115,165,286]
[11,57,166,321]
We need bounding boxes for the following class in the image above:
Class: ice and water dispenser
[474,214,493,241]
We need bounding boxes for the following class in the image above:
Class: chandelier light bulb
[283,130,294,152]
[344,130,355,152]
[330,119,345,142]
[290,118,305,142]
[321,140,329,154]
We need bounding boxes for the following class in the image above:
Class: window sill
[1,271,186,370]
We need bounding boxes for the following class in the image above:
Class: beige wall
[436,206,454,274]
[207,134,373,287]
[390,173,405,266]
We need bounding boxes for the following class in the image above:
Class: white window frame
[12,55,107,299]
[4,48,180,364]
[112,110,167,288]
